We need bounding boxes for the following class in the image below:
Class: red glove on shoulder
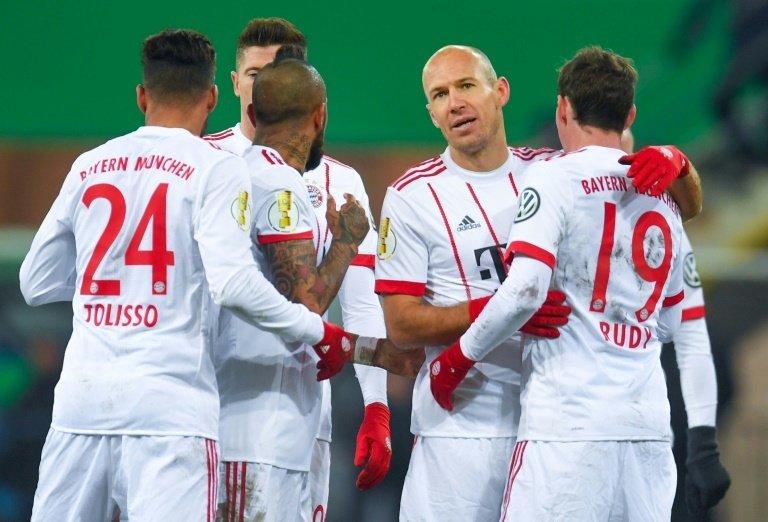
[354,403,392,490]
[519,290,571,338]
[620,145,690,196]
[314,321,353,381]
[430,340,475,411]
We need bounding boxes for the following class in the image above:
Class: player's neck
[449,135,509,172]
[255,126,311,173]
[144,106,206,137]
[563,126,622,152]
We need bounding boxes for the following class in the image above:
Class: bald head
[251,58,326,125]
[422,45,497,97]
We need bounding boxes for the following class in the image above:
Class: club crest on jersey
[231,191,252,232]
[683,252,701,288]
[515,188,540,223]
[377,217,397,260]
[267,191,300,233]
[305,182,324,208]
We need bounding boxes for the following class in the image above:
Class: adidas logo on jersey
[456,215,481,232]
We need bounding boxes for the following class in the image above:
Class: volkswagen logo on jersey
[377,217,397,260]
[683,252,702,288]
[306,183,324,208]
[267,191,300,233]
[230,191,252,232]
[515,188,540,223]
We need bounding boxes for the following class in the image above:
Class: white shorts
[32,428,218,522]
[309,439,331,522]
[218,461,310,522]
[399,435,516,522]
[501,440,676,521]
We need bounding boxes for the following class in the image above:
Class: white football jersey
[205,124,250,156]
[208,124,387,451]
[19,126,320,439]
[216,145,321,470]
[503,146,684,441]
[375,146,556,437]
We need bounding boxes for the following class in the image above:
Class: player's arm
[667,162,702,222]
[20,176,77,305]
[620,144,702,221]
[196,156,351,366]
[261,192,368,314]
[672,234,730,513]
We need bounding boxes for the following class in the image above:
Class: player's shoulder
[508,146,560,163]
[203,127,236,143]
[388,155,447,194]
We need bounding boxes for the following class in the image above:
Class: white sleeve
[195,156,323,344]
[251,165,315,243]
[374,187,429,296]
[339,263,389,406]
[460,256,552,361]
[673,317,718,427]
[19,177,77,305]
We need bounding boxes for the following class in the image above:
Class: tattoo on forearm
[262,238,356,315]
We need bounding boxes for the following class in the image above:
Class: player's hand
[429,340,475,411]
[327,192,369,247]
[685,426,731,514]
[314,321,353,380]
[619,145,690,196]
[519,290,571,338]
[354,402,392,490]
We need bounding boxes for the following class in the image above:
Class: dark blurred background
[2,0,768,520]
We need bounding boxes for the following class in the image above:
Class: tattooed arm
[262,193,370,314]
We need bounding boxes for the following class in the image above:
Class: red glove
[519,290,571,338]
[354,403,392,490]
[619,145,690,196]
[314,321,353,381]
[429,340,475,411]
[468,295,493,321]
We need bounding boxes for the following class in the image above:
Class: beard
[305,132,325,172]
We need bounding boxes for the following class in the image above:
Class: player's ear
[231,70,239,97]
[136,85,148,114]
[314,101,328,133]
[556,95,568,126]
[624,104,637,130]
[496,77,510,107]
[206,85,218,113]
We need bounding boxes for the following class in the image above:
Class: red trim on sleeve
[507,241,556,269]
[681,305,706,321]
[662,290,685,307]
[374,280,426,296]
[257,231,314,244]
[351,254,376,269]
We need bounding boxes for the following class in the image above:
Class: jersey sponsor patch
[267,191,300,233]
[306,182,324,208]
[377,217,397,260]
[683,252,701,288]
[231,191,252,232]
[514,188,540,223]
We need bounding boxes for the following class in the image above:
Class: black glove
[685,426,731,514]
